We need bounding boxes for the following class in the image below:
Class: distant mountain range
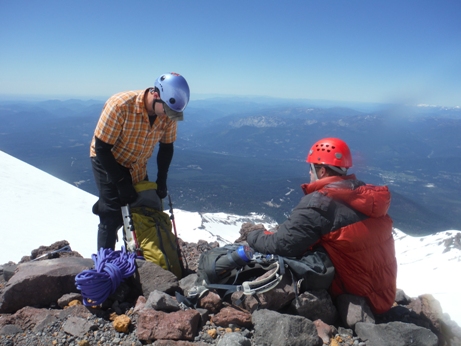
[1,97,460,235]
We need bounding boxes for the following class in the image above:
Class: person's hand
[156,179,168,199]
[234,223,266,243]
[116,178,138,205]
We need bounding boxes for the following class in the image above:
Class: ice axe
[168,194,187,272]
[32,245,72,261]
[121,204,142,257]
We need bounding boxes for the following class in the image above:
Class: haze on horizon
[1,1,460,108]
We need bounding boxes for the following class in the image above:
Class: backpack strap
[240,261,283,295]
[204,282,245,298]
[205,265,247,297]
[205,261,284,297]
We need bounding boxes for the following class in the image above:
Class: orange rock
[207,329,217,339]
[113,314,131,333]
[68,300,82,307]
[330,339,340,346]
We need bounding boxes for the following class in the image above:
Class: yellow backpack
[130,181,183,279]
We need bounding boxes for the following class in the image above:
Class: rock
[207,329,217,338]
[291,289,338,324]
[32,312,59,332]
[197,290,222,314]
[136,308,201,341]
[314,319,336,344]
[62,316,94,337]
[57,304,93,320]
[57,292,83,308]
[212,306,252,328]
[252,309,322,346]
[404,293,460,346]
[355,321,438,346]
[179,239,219,273]
[68,300,82,307]
[133,295,147,313]
[137,261,181,297]
[195,308,209,329]
[336,294,375,329]
[179,273,198,297]
[0,324,23,335]
[441,316,461,344]
[152,340,208,346]
[0,257,93,313]
[20,240,82,263]
[395,288,411,305]
[2,306,60,331]
[1,263,17,282]
[376,305,432,328]
[145,290,180,312]
[113,314,131,333]
[217,332,251,346]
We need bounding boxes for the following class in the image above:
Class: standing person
[90,72,190,251]
[247,137,397,314]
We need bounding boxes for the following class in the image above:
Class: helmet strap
[326,165,348,175]
[152,96,166,117]
[151,87,166,116]
[310,164,319,181]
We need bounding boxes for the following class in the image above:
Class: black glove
[156,179,168,199]
[116,178,138,205]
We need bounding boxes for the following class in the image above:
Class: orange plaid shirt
[90,89,177,184]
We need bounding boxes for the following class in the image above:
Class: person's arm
[247,193,331,256]
[93,97,126,184]
[156,142,174,199]
[95,136,137,204]
[94,137,124,183]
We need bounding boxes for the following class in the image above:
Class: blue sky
[1,0,460,106]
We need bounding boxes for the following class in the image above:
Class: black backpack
[194,244,335,298]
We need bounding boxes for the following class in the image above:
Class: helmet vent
[316,143,335,153]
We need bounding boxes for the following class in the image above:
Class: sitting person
[247,137,397,314]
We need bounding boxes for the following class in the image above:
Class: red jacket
[248,175,397,314]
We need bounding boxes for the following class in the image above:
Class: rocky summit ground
[1,228,461,346]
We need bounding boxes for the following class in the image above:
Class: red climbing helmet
[306,137,353,168]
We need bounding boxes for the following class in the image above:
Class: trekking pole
[168,194,187,272]
[121,204,142,257]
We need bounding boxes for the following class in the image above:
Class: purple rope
[75,247,137,306]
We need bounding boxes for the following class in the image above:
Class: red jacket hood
[301,174,391,218]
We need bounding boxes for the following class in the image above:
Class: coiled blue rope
[75,247,137,306]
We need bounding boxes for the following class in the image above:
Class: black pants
[91,157,133,251]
